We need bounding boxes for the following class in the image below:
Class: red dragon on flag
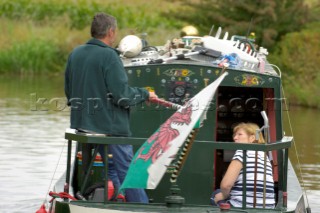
[136,105,193,163]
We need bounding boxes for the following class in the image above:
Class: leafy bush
[165,0,310,50]
[269,22,320,107]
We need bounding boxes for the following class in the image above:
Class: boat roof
[120,34,281,78]
[122,54,280,77]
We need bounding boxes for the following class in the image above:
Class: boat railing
[64,128,147,203]
[197,136,292,210]
[64,128,292,210]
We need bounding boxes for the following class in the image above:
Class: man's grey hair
[91,13,117,39]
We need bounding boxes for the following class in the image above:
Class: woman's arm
[219,159,243,199]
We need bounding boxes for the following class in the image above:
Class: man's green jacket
[65,38,149,136]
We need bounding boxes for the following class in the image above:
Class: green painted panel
[54,201,70,213]
[124,64,283,205]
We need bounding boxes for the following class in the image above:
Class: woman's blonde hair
[233,122,265,144]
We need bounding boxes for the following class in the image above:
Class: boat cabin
[55,33,307,213]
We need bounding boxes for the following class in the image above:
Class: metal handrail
[64,129,292,208]
[65,128,292,151]
[207,137,292,209]
[196,137,292,151]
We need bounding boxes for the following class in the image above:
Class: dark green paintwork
[56,63,306,212]
[54,199,299,213]
[127,64,282,139]
[64,132,292,210]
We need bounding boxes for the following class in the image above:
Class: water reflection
[0,76,319,212]
[0,76,69,212]
[0,100,69,212]
[283,106,320,194]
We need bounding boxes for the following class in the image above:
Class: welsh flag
[120,72,228,190]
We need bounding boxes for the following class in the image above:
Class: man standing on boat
[64,12,157,203]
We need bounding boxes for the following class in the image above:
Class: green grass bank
[0,0,319,108]
[0,0,183,75]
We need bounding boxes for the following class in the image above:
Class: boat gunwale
[65,130,292,151]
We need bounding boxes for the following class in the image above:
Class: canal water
[0,75,319,212]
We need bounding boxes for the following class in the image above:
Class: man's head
[91,13,117,45]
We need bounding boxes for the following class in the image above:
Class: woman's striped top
[229,150,275,208]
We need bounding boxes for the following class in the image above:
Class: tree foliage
[0,0,182,31]
[166,0,310,49]
[268,22,320,107]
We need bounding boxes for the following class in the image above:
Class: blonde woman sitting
[211,122,275,208]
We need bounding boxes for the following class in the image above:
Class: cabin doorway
[214,86,265,188]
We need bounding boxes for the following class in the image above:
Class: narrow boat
[46,26,310,213]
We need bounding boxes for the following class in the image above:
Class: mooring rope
[281,86,311,209]
[42,139,67,205]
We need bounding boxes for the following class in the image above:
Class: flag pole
[170,128,200,184]
[164,128,200,208]
[149,98,182,109]
[148,98,187,207]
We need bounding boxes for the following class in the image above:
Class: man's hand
[148,91,158,101]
